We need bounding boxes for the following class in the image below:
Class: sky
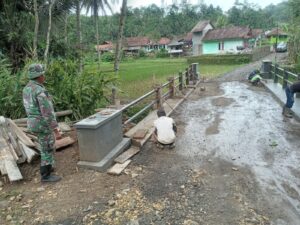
[110,0,286,13]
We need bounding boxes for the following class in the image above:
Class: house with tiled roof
[149,37,171,51]
[201,26,254,54]
[95,41,114,53]
[191,20,214,55]
[123,37,151,53]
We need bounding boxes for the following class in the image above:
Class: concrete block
[77,138,131,172]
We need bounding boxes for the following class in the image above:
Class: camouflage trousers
[36,132,55,166]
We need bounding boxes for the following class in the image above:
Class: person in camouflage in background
[23,64,62,182]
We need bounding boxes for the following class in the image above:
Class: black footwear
[41,175,61,183]
[282,106,293,118]
[156,143,164,149]
[168,143,176,149]
[40,165,61,183]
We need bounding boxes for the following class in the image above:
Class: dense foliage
[65,1,291,47]
[287,0,300,71]
[0,59,116,119]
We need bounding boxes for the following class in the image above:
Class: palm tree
[114,0,127,72]
[83,0,114,70]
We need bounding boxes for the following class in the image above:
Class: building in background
[191,20,214,56]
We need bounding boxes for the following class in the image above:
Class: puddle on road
[175,81,300,220]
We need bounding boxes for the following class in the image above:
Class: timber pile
[0,112,75,182]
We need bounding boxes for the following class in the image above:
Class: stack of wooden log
[0,111,76,182]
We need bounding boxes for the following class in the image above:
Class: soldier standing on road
[23,64,62,182]
[282,81,300,118]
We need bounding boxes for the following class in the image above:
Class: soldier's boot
[282,106,293,118]
[41,165,61,183]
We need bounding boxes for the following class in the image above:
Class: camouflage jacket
[22,80,58,133]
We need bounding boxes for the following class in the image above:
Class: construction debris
[0,116,75,182]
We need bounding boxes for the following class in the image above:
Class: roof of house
[168,38,184,46]
[184,32,193,42]
[126,37,151,47]
[202,26,252,41]
[266,28,288,37]
[158,37,171,45]
[95,41,113,51]
[191,20,212,33]
[251,29,263,38]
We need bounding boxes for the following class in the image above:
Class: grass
[85,57,244,100]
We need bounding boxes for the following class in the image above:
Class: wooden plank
[35,137,75,152]
[108,160,131,175]
[0,148,6,174]
[55,136,75,150]
[58,122,72,132]
[132,129,148,139]
[7,143,19,162]
[0,135,22,181]
[26,133,38,142]
[13,110,73,124]
[114,147,140,164]
[19,141,38,163]
[4,160,23,181]
[131,128,155,147]
[7,119,35,147]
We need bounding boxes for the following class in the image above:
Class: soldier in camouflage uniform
[23,64,62,182]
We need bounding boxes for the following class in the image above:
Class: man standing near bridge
[23,64,62,182]
[282,81,300,118]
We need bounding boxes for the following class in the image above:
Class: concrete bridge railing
[261,60,300,98]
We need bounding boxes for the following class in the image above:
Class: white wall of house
[203,39,245,54]
[192,23,214,56]
[224,40,244,53]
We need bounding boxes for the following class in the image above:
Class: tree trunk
[76,0,83,73]
[114,0,127,72]
[33,0,39,60]
[94,1,101,70]
[64,14,68,45]
[44,0,56,64]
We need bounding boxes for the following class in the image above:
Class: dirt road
[1,53,300,225]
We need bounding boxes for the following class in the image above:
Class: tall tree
[44,0,56,64]
[76,0,83,72]
[114,0,127,72]
[33,0,39,59]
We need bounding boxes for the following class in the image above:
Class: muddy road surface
[1,53,300,225]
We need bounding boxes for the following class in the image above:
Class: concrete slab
[262,79,300,121]
[77,138,131,172]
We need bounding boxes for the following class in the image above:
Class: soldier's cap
[28,64,45,79]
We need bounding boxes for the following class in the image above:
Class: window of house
[218,42,224,50]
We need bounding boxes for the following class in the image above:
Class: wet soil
[1,53,300,225]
